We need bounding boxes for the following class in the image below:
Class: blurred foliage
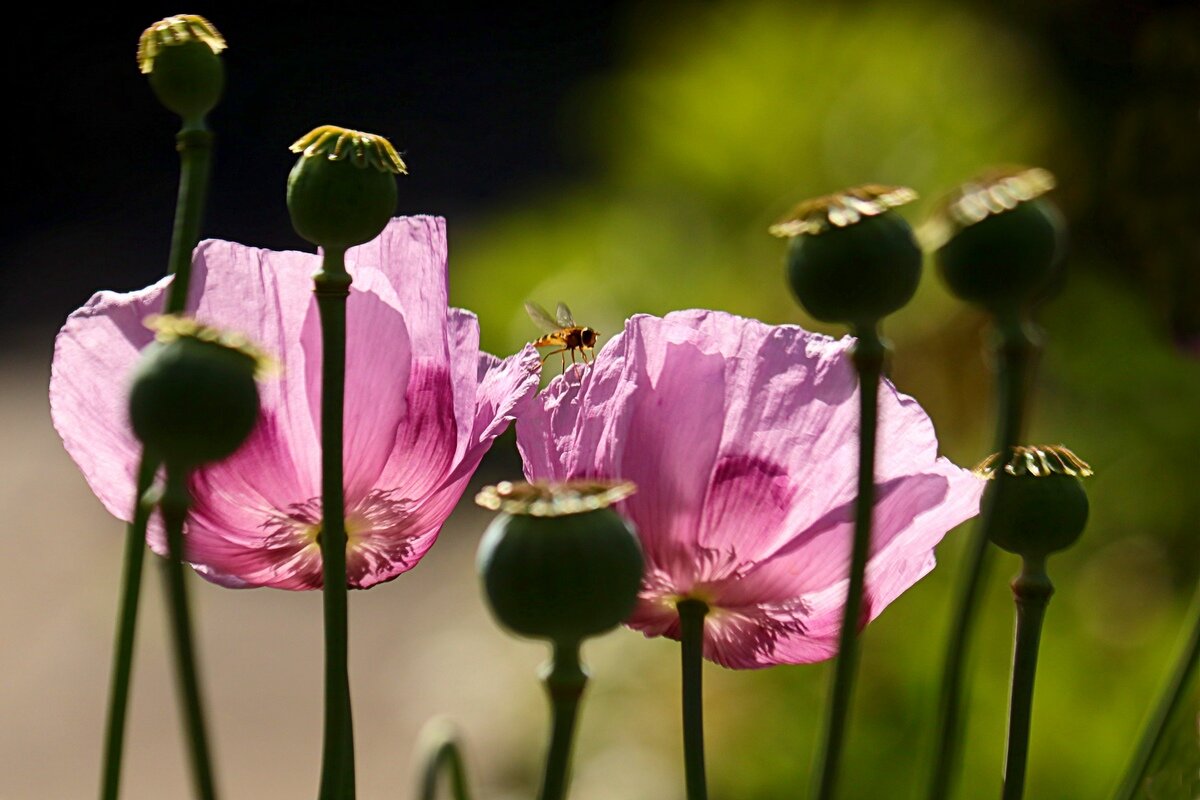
[1142,676,1199,799]
[453,0,1068,357]
[446,1,1198,798]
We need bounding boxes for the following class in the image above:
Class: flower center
[257,489,416,587]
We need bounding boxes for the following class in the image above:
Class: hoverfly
[525,301,599,372]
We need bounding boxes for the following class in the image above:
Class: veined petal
[50,277,171,520]
[190,238,324,496]
[53,216,532,591]
[312,288,415,502]
[516,309,984,668]
[616,316,728,569]
[449,344,541,485]
[346,216,449,362]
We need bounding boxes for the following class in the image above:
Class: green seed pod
[926,167,1067,315]
[129,317,268,468]
[476,481,645,647]
[977,445,1092,559]
[287,126,406,251]
[137,15,226,123]
[770,186,922,325]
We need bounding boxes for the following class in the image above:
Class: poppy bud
[925,167,1066,315]
[287,126,406,251]
[476,481,645,647]
[137,15,226,123]
[976,445,1092,558]
[771,185,922,325]
[128,317,267,468]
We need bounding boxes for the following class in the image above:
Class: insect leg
[541,348,566,364]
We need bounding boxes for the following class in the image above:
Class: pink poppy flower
[517,310,983,669]
[51,216,540,589]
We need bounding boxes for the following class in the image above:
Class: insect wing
[555,302,575,327]
[525,301,561,333]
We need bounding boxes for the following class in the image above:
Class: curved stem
[928,313,1039,799]
[538,641,588,800]
[163,128,213,315]
[1002,557,1053,800]
[99,455,157,800]
[1113,582,1200,800]
[315,248,354,800]
[678,599,709,800]
[415,722,475,800]
[811,323,884,800]
[103,111,213,800]
[160,462,218,800]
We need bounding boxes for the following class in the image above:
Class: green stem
[811,323,884,800]
[99,455,157,800]
[104,109,212,800]
[678,599,709,800]
[342,677,356,799]
[928,313,1039,799]
[538,641,588,800]
[415,723,475,800]
[315,249,354,800]
[1113,583,1200,800]
[1002,557,1053,800]
[160,462,218,800]
[163,128,213,315]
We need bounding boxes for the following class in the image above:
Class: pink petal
[615,318,732,568]
[345,216,449,362]
[190,238,324,493]
[450,344,542,484]
[312,288,415,502]
[50,277,170,520]
[53,216,540,592]
[517,309,985,668]
[445,309,484,466]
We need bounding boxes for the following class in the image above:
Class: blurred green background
[4,1,1197,798]
[448,2,1200,798]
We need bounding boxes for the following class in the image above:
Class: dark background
[4,4,621,332]
[4,2,1198,344]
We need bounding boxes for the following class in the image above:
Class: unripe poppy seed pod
[770,185,922,325]
[287,126,406,251]
[926,167,1066,315]
[976,445,1092,559]
[137,15,226,122]
[128,317,267,468]
[476,481,645,647]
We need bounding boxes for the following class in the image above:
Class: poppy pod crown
[137,15,226,122]
[287,126,405,251]
[977,445,1091,558]
[925,167,1066,315]
[476,481,645,647]
[771,185,922,324]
